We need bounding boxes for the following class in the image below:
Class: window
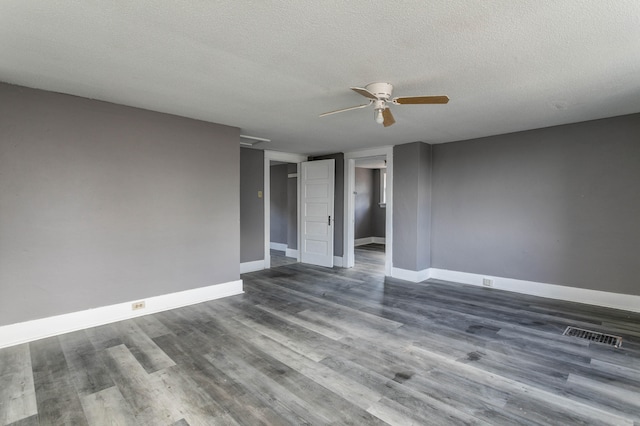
[379,169,387,207]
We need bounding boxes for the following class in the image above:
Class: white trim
[285,248,299,258]
[429,269,640,314]
[240,260,265,274]
[344,146,394,276]
[389,266,640,313]
[355,237,374,246]
[0,280,244,349]
[391,267,431,283]
[355,236,386,246]
[270,242,287,251]
[265,150,308,164]
[240,134,271,143]
[344,146,394,160]
[264,151,307,270]
[333,256,344,267]
[264,156,271,269]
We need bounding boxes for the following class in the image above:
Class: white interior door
[300,159,335,267]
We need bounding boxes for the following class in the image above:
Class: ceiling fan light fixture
[375,108,384,124]
[320,81,449,128]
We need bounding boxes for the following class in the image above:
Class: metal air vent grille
[563,326,622,348]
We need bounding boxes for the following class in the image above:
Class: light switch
[258,190,263,198]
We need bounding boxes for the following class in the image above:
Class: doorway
[353,157,387,270]
[269,161,299,268]
[344,147,393,276]
[263,151,307,269]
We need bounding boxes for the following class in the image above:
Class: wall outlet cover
[132,301,146,310]
[482,278,494,287]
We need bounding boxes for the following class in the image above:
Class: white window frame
[379,169,387,207]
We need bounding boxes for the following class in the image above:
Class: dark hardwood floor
[270,249,297,268]
[2,244,639,425]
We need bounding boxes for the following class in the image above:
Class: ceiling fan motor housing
[365,82,393,100]
[373,99,387,110]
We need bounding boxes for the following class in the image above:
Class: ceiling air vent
[563,326,622,348]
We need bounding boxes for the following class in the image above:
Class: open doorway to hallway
[263,150,307,270]
[269,160,298,268]
[353,156,387,270]
[344,146,393,276]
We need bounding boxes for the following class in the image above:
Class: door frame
[264,150,308,269]
[344,146,394,276]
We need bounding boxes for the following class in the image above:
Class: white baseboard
[240,260,265,274]
[391,267,430,283]
[285,248,299,258]
[355,237,374,246]
[355,237,386,246]
[270,242,287,251]
[333,256,344,267]
[429,268,640,314]
[0,280,244,349]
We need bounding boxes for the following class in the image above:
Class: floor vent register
[563,326,622,348]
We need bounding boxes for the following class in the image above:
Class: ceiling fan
[320,82,448,127]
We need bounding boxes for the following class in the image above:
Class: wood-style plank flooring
[1,244,640,425]
[270,250,297,268]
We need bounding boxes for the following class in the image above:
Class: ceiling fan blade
[319,101,372,117]
[393,95,449,105]
[351,87,378,100]
[382,108,395,127]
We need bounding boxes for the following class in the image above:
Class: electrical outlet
[132,301,145,310]
[482,278,493,287]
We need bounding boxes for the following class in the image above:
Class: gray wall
[310,153,344,257]
[287,163,298,250]
[0,83,240,326]
[240,148,264,263]
[431,113,640,296]
[269,164,288,245]
[372,169,386,238]
[393,142,432,271]
[355,168,374,239]
[354,167,386,240]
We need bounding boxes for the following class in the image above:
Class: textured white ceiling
[1,1,639,155]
